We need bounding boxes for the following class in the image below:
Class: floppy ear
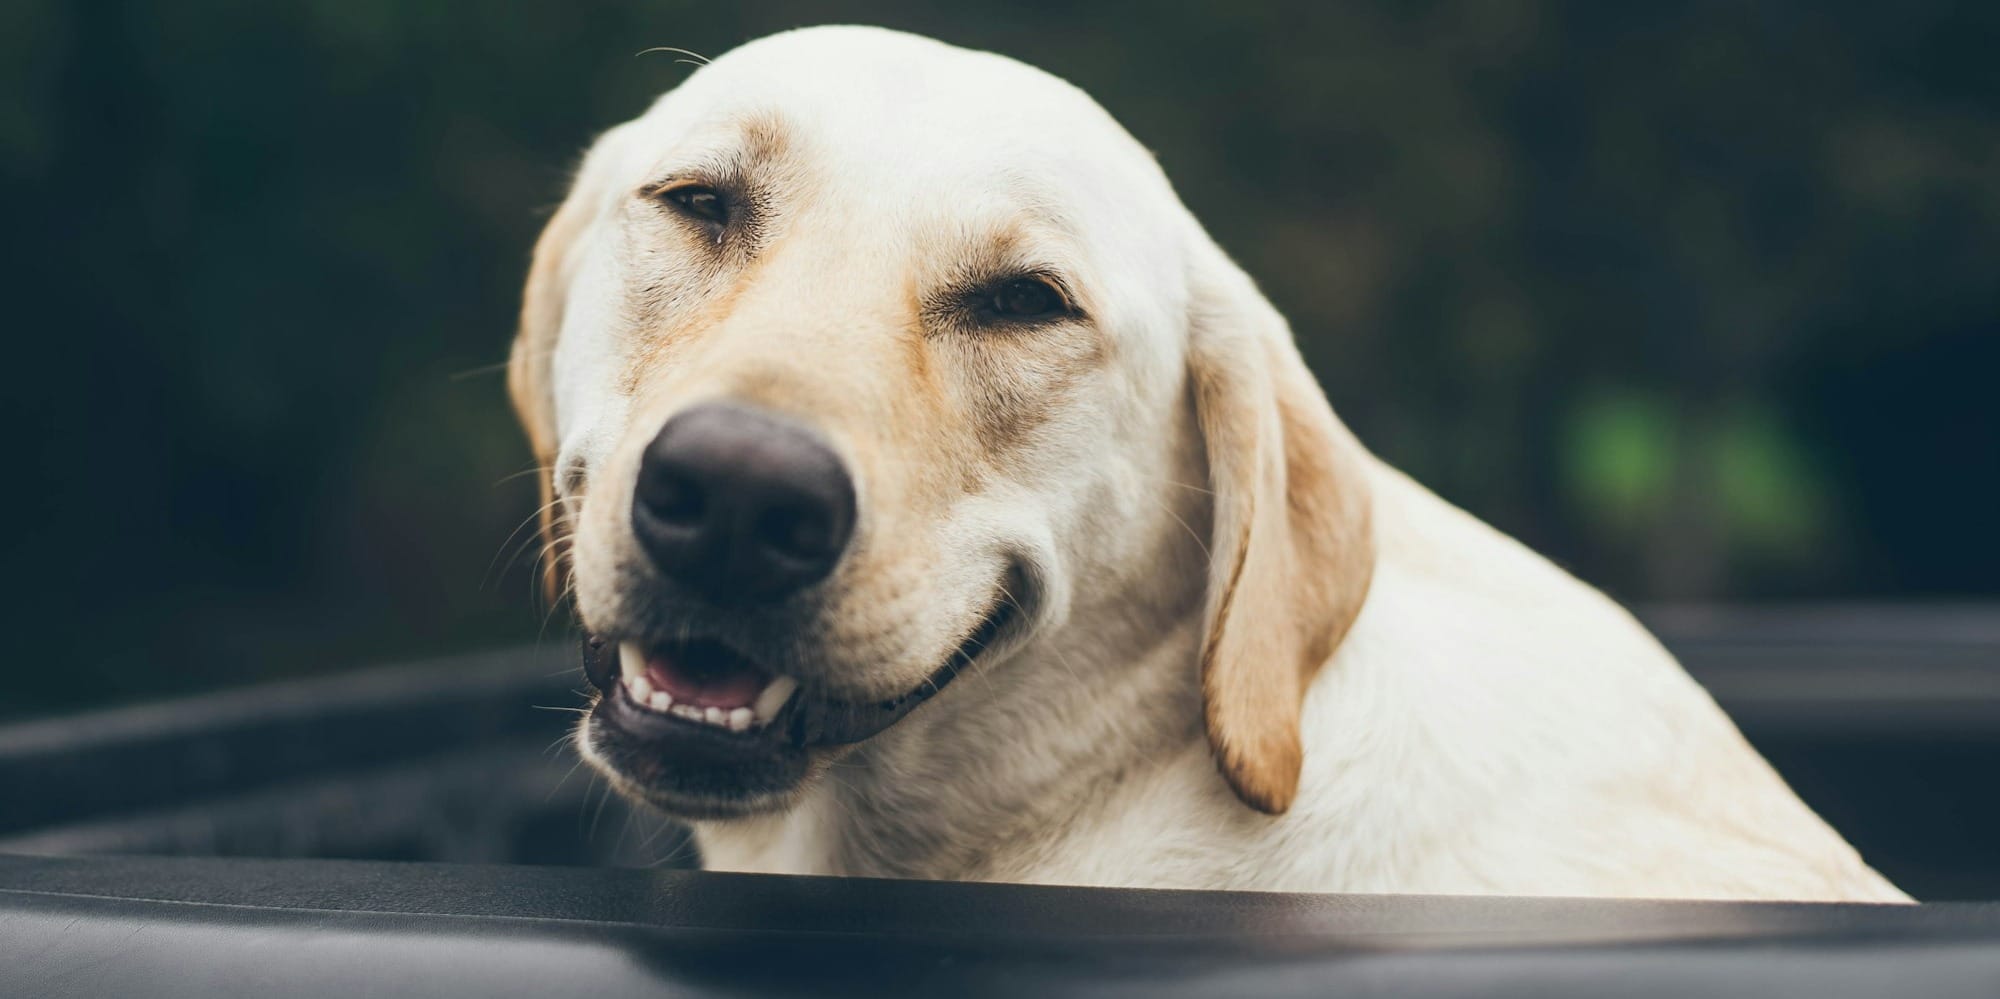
[507,157,599,603]
[1188,256,1377,815]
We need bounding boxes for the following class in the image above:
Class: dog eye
[983,277,1070,323]
[656,184,730,231]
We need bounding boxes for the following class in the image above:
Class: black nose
[632,402,856,603]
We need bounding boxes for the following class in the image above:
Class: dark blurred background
[4,1,1996,719]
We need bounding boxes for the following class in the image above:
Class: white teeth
[618,642,647,682]
[753,676,800,722]
[612,648,799,733]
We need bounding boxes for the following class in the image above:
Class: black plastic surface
[5,853,2000,998]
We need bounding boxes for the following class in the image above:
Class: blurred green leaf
[1563,390,1674,532]
[1713,404,1831,556]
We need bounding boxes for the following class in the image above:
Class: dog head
[510,27,1374,820]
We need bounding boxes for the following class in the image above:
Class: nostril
[633,401,855,601]
[639,468,706,526]
[756,504,835,562]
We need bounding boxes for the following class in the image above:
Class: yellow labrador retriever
[509,26,1905,900]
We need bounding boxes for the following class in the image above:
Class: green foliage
[1565,391,1675,535]
[1713,403,1832,558]
[3,0,1995,714]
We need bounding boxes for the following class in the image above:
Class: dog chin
[581,722,822,821]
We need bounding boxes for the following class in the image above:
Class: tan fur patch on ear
[1191,277,1376,815]
[1197,502,1308,814]
[508,161,597,604]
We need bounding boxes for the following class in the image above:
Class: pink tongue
[645,651,768,709]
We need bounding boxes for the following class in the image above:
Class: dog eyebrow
[636,149,752,201]
[992,167,1086,236]
[636,109,796,197]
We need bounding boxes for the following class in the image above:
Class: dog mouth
[581,590,1019,752]
[612,641,798,735]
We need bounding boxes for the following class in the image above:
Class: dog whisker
[491,462,555,488]
[1142,490,1211,562]
[634,45,712,66]
[482,493,567,589]
[584,774,615,843]
[447,359,513,381]
[543,753,587,805]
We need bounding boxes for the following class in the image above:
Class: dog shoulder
[1225,460,1907,900]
